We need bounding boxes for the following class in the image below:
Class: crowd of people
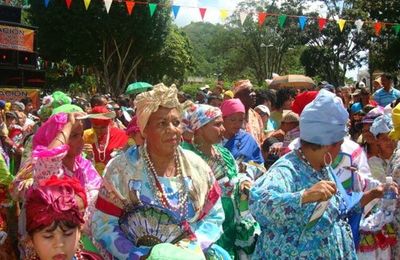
[0,73,400,259]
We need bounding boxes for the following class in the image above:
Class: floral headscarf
[38,91,72,120]
[182,104,222,133]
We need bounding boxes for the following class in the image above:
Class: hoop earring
[324,152,333,167]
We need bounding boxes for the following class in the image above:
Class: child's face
[31,225,80,260]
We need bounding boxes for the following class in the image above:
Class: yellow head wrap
[389,103,400,140]
[134,83,181,134]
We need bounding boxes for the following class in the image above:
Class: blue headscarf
[370,115,393,137]
[300,89,349,145]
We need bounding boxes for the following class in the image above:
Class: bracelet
[60,131,68,143]
[56,137,65,145]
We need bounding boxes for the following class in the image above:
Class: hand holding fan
[119,204,189,247]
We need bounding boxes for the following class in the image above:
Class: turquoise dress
[249,151,359,259]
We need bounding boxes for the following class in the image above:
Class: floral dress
[249,151,359,259]
[92,146,225,259]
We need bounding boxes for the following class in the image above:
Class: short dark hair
[276,88,296,109]
[90,94,106,108]
[20,97,33,106]
[381,73,393,82]
[256,90,276,107]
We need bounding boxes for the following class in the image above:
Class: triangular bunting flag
[374,22,382,36]
[337,19,346,32]
[199,8,207,21]
[393,24,400,36]
[172,5,180,19]
[298,16,307,30]
[104,0,112,13]
[220,9,229,21]
[258,12,267,26]
[44,0,50,8]
[354,19,364,33]
[318,18,327,31]
[239,12,248,25]
[65,0,71,9]
[278,15,287,29]
[83,0,90,10]
[125,1,135,15]
[149,3,157,17]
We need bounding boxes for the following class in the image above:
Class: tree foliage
[28,0,172,94]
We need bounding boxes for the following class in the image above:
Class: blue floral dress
[249,151,358,259]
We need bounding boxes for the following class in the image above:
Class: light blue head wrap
[182,104,222,133]
[300,89,349,145]
[370,115,393,137]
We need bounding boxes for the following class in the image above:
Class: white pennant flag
[104,0,112,13]
[355,19,364,33]
[239,12,248,25]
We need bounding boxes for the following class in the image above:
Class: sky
[170,0,364,81]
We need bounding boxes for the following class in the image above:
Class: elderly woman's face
[144,107,182,155]
[196,116,225,145]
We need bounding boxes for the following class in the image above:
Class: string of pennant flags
[43,0,400,36]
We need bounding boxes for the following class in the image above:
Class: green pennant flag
[393,24,400,36]
[278,14,287,29]
[149,3,157,17]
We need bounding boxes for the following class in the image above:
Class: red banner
[0,25,34,53]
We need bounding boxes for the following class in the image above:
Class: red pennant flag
[65,0,72,9]
[318,18,327,31]
[258,12,267,26]
[374,22,382,36]
[199,8,207,21]
[125,1,135,15]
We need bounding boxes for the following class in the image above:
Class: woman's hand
[361,182,399,207]
[301,181,337,204]
[67,112,86,127]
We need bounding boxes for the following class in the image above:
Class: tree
[28,0,171,94]
[139,26,195,86]
[350,0,400,75]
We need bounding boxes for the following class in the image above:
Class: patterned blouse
[91,146,224,259]
[249,151,358,259]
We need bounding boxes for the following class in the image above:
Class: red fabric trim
[95,196,123,217]
[197,180,221,221]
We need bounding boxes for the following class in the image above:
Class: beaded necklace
[193,143,228,181]
[94,126,110,162]
[142,148,189,218]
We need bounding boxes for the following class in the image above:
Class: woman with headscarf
[11,110,103,258]
[221,99,264,165]
[92,84,225,259]
[357,114,397,260]
[181,103,256,258]
[25,176,102,260]
[83,106,129,174]
[249,90,396,258]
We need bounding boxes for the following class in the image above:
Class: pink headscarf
[220,98,245,117]
[33,113,69,149]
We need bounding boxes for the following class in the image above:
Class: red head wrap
[90,106,111,126]
[25,176,87,233]
[291,91,318,116]
[126,115,140,135]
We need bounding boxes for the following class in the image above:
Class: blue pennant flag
[172,5,180,19]
[299,16,307,30]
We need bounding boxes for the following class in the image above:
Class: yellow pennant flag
[220,9,229,21]
[337,19,346,32]
[83,0,90,10]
